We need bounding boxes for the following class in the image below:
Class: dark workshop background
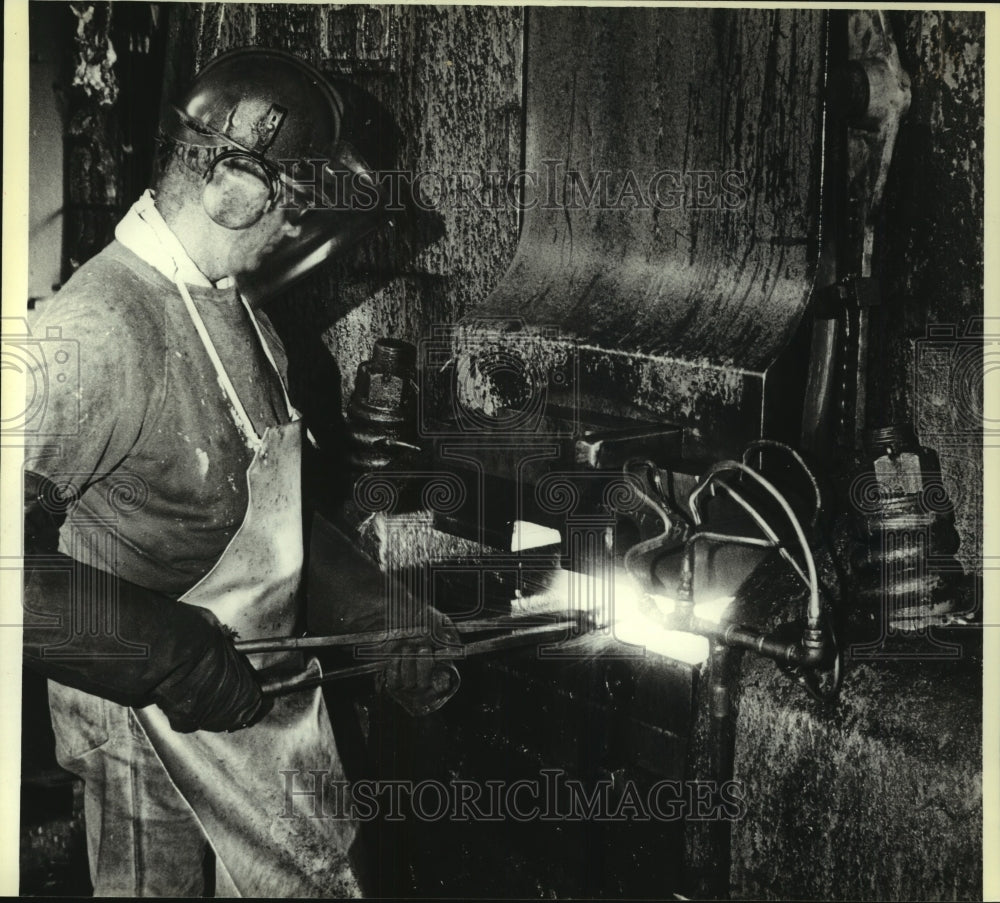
[23,4,985,899]
[34,3,983,569]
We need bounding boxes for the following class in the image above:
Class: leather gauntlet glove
[379,607,462,717]
[307,513,461,717]
[23,470,270,733]
[150,607,271,733]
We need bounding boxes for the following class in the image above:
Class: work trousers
[47,681,231,897]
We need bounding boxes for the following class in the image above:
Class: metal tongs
[236,611,590,697]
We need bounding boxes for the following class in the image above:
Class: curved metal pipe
[621,459,688,590]
[690,461,821,629]
[740,439,823,532]
[713,481,811,589]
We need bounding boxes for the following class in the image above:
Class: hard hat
[159,47,389,295]
[163,48,344,167]
[160,47,345,225]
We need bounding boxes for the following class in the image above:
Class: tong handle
[258,619,584,697]
[237,611,585,656]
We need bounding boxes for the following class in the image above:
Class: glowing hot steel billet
[513,569,735,667]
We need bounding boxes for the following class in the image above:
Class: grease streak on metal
[472,8,827,454]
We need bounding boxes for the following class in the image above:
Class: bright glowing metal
[612,617,711,666]
[514,568,716,666]
[510,520,563,553]
[692,595,736,624]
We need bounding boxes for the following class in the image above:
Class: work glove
[24,562,271,733]
[149,606,272,734]
[306,513,461,716]
[379,607,462,717]
[23,469,270,733]
[24,563,271,733]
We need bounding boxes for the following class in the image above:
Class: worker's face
[225,204,303,275]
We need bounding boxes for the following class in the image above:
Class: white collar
[115,190,235,290]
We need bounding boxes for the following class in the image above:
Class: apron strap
[237,295,300,424]
[173,276,263,447]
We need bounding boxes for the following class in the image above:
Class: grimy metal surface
[474,8,829,455]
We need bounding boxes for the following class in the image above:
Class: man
[22,48,453,897]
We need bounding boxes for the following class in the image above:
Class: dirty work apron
[131,277,359,897]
